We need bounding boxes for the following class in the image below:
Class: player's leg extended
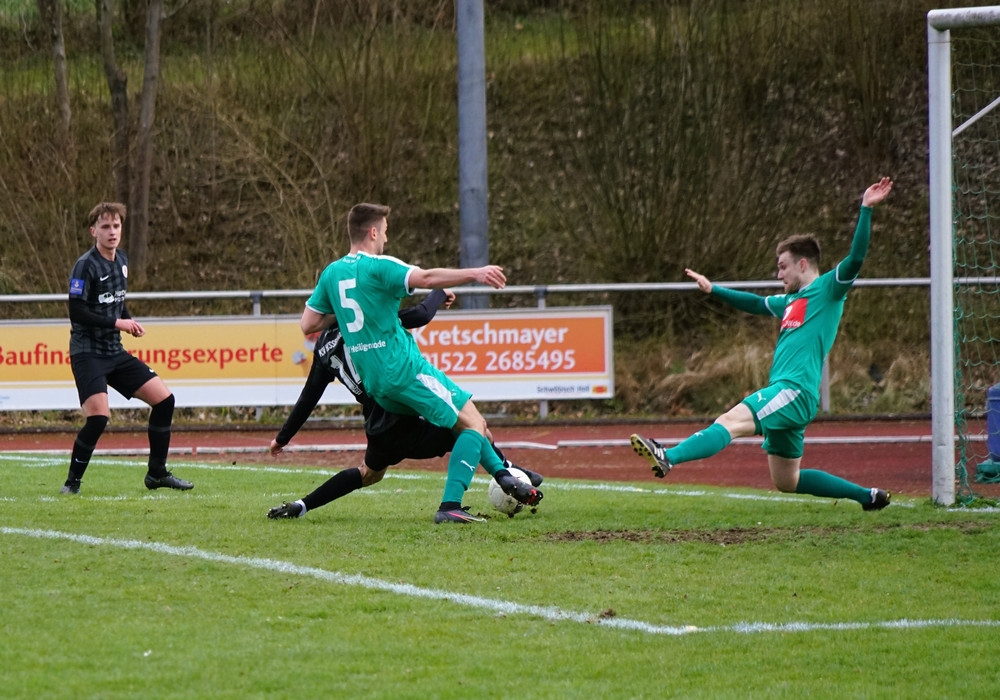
[276,430,404,518]
[770,455,889,510]
[669,418,740,464]
[268,465,380,519]
[299,465,378,510]
[755,388,887,508]
[631,403,748,477]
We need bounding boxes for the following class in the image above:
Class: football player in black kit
[61,202,193,495]
[266,288,541,519]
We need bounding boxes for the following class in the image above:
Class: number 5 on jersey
[339,279,364,332]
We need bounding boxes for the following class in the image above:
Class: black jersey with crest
[274,290,448,446]
[68,247,130,356]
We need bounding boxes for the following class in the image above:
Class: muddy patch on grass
[549,521,993,546]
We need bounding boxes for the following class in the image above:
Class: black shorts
[364,415,456,471]
[71,353,158,404]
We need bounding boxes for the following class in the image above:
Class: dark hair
[347,203,391,243]
[776,234,821,265]
[88,202,127,228]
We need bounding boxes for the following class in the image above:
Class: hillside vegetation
[0,0,966,417]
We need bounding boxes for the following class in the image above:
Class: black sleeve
[274,354,334,446]
[399,289,448,329]
[67,297,117,329]
[121,302,132,320]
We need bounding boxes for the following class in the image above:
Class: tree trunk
[97,0,130,217]
[37,0,73,167]
[130,0,165,281]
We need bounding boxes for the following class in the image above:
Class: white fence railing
[0,278,945,415]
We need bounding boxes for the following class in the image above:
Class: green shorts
[369,359,472,431]
[740,382,818,459]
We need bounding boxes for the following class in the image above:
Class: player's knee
[773,475,798,493]
[454,401,488,434]
[79,414,109,445]
[149,393,174,428]
[360,465,386,487]
[458,414,488,435]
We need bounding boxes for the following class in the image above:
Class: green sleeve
[710,285,772,315]
[836,205,872,281]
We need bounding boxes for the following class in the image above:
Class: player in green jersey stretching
[631,177,894,511]
[300,203,542,523]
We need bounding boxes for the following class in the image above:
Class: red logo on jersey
[780,298,807,331]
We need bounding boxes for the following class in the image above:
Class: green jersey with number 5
[306,252,419,396]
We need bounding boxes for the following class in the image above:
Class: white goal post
[928,6,1000,505]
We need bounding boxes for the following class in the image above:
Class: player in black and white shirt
[266,289,541,519]
[61,202,193,495]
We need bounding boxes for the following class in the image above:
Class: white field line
[1,431,970,459]
[12,453,997,510]
[558,434,949,448]
[4,525,998,637]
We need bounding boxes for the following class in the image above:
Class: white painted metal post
[928,12,955,505]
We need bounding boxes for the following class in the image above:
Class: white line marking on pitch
[3,527,997,637]
[0,454,926,510]
[9,455,997,511]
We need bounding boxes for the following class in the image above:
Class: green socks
[795,469,871,504]
[666,422,732,465]
[442,430,486,503]
[478,437,505,477]
[665,421,871,506]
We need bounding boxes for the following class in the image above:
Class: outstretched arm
[409,265,506,291]
[687,268,771,315]
[271,358,331,455]
[839,177,894,281]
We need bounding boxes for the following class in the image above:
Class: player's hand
[269,439,284,456]
[685,268,713,293]
[862,177,893,207]
[117,319,145,337]
[442,290,456,309]
[477,265,506,289]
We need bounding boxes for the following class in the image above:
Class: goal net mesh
[952,28,1000,500]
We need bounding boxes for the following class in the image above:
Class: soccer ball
[488,466,532,517]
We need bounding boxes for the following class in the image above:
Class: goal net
[929,7,1000,505]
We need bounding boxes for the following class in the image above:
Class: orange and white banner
[413,307,613,400]
[0,307,613,410]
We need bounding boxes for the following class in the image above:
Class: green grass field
[3,451,999,698]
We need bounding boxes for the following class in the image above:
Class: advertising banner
[0,307,613,410]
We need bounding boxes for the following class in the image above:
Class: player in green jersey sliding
[631,177,894,510]
[300,203,542,523]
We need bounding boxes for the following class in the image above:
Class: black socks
[302,467,364,511]
[147,394,175,477]
[68,414,109,482]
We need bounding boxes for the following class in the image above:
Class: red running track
[4,418,998,500]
